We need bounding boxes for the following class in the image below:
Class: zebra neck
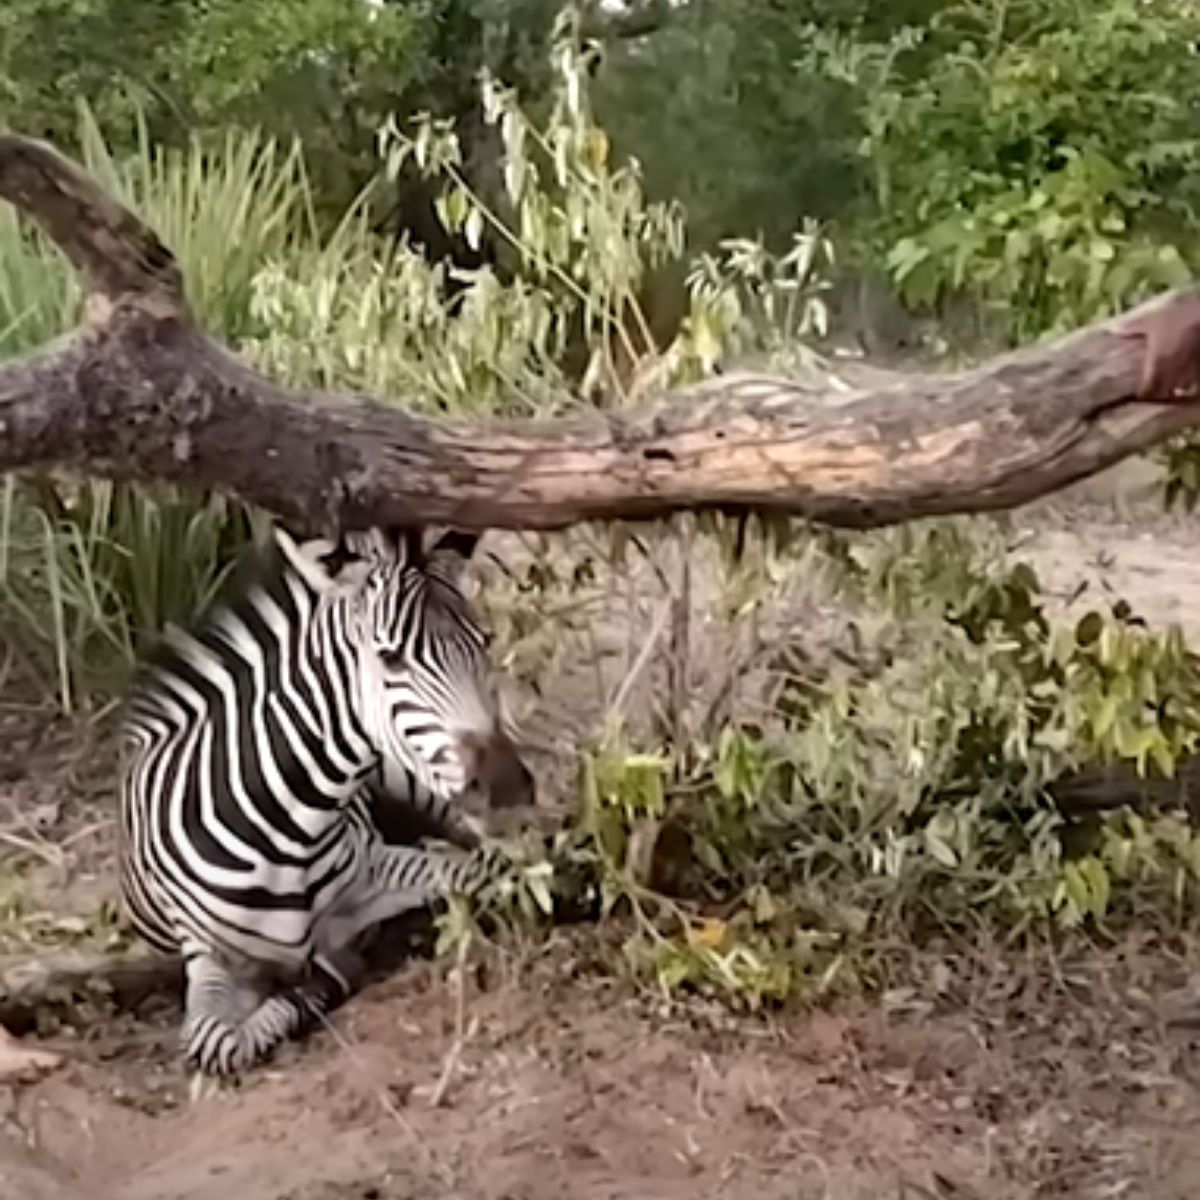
[205,565,381,822]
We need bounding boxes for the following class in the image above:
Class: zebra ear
[275,528,369,594]
[426,529,480,581]
[430,529,480,560]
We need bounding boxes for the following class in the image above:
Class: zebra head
[279,525,535,833]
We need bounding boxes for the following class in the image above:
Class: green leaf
[925,830,958,868]
[464,207,485,253]
[1090,693,1120,741]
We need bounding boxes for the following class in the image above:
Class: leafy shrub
[465,517,1200,1007]
[244,16,833,413]
[810,0,1200,342]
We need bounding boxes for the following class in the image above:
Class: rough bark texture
[0,949,183,1036]
[0,912,441,1036]
[3,132,1200,536]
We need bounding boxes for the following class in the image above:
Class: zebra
[117,524,535,1077]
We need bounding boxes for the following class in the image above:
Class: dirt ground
[8,933,1200,1200]
[4,463,1200,1200]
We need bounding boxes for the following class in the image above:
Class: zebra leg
[181,951,338,1080]
[317,841,506,954]
[371,839,508,903]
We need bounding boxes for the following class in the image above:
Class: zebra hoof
[187,1070,239,1103]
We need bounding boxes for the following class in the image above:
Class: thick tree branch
[0,911,440,1035]
[2,133,1200,535]
[0,135,182,309]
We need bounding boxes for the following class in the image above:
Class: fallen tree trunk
[2,135,1200,534]
[0,949,182,1036]
[0,911,456,1036]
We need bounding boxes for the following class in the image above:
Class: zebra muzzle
[453,728,539,836]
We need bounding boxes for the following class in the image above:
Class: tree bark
[0,911,442,1036]
[0,949,183,1036]
[3,132,1200,536]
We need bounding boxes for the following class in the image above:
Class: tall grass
[0,107,323,709]
[0,482,256,710]
[0,204,78,357]
[75,108,318,336]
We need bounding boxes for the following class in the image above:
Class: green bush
[803,0,1200,523]
[467,517,1200,1008]
[810,0,1200,342]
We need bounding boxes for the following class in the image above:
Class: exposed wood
[1118,292,1200,402]
[0,911,446,1036]
[0,949,183,1036]
[2,132,1200,537]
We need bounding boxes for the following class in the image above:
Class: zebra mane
[125,526,337,688]
[126,523,483,699]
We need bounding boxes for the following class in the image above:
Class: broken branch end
[0,133,187,312]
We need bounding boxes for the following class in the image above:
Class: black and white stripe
[118,525,527,1077]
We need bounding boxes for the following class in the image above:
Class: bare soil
[4,468,1200,1200]
[8,935,1200,1200]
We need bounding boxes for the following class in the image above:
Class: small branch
[1052,755,1200,821]
[428,937,475,1108]
[0,132,1199,535]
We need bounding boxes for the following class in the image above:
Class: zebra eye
[379,647,407,670]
